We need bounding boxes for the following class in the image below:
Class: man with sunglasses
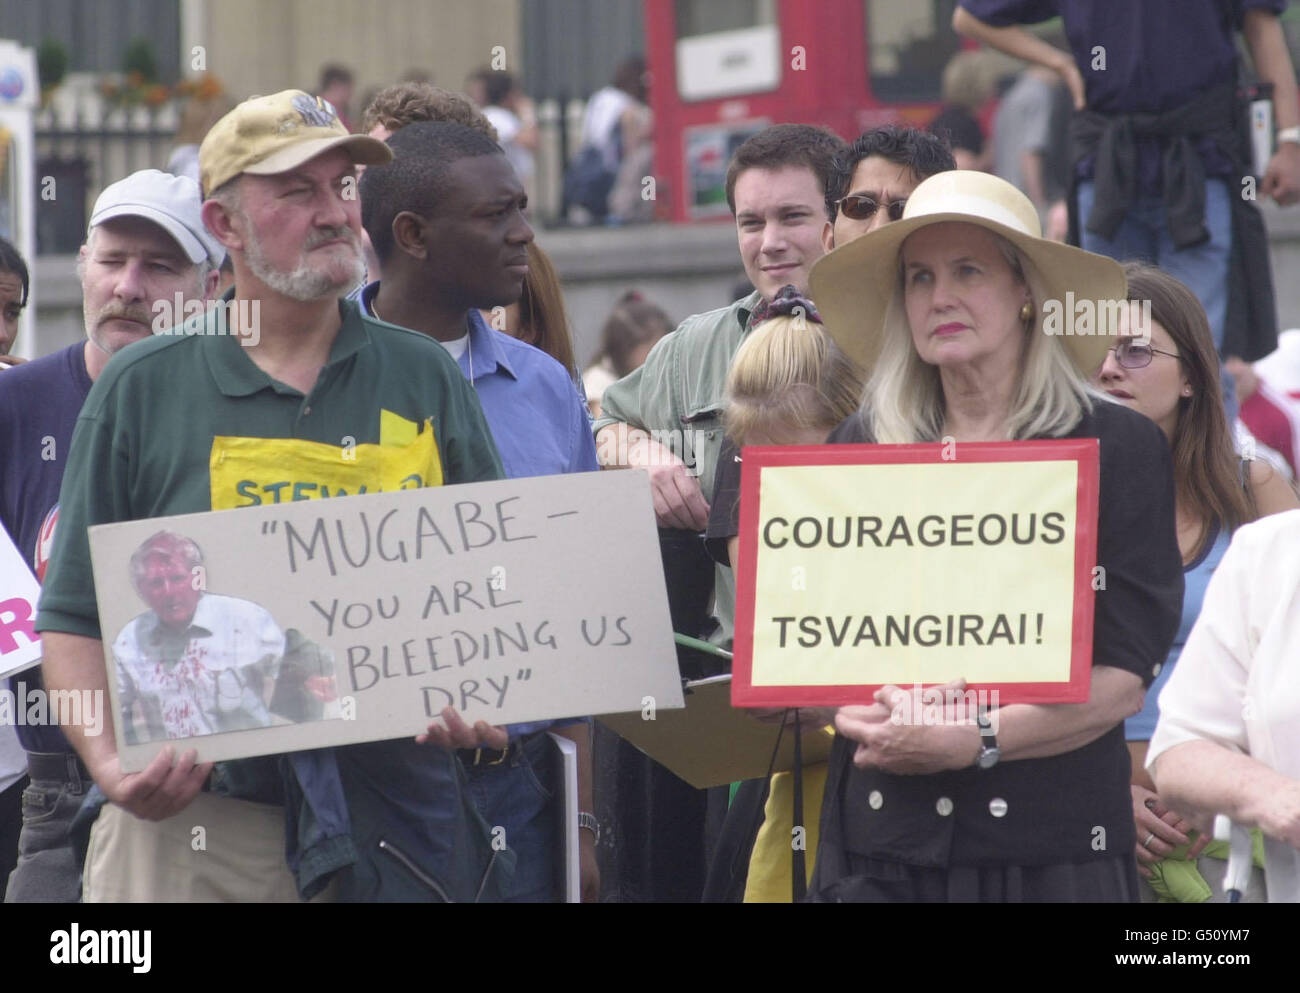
[827,125,959,244]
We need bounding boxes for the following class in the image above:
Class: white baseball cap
[89,169,226,267]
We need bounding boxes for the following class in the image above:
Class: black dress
[709,399,1184,902]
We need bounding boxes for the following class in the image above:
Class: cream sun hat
[810,170,1127,378]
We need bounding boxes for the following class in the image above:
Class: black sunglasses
[836,194,907,222]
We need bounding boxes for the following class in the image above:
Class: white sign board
[0,525,42,679]
[676,25,781,102]
[88,471,683,772]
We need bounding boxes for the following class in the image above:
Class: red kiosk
[644,0,963,222]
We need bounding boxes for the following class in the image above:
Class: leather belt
[25,751,91,793]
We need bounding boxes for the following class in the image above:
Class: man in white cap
[34,91,508,902]
[1,169,222,902]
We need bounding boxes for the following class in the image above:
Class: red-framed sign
[732,439,1100,708]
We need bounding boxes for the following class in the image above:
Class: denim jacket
[283,740,515,902]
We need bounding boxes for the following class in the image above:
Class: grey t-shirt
[994,73,1056,199]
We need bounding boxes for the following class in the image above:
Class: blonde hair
[940,51,996,111]
[725,315,866,445]
[865,234,1093,443]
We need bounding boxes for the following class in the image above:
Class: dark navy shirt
[1,342,93,752]
[962,0,1283,114]
[961,0,1286,186]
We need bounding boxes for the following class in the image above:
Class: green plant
[122,37,159,84]
[36,37,69,90]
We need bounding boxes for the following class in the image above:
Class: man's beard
[243,222,365,302]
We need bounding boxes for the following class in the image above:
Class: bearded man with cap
[805,170,1184,902]
[34,91,508,902]
[1,170,222,903]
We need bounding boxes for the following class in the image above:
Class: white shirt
[483,105,534,181]
[1147,509,1300,901]
[581,86,634,170]
[113,593,285,743]
[581,357,617,413]
[436,333,470,363]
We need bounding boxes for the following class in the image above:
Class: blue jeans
[1076,178,1236,420]
[462,733,559,903]
[3,752,89,903]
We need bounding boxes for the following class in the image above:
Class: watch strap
[975,713,999,769]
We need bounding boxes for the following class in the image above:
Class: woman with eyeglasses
[1093,262,1298,901]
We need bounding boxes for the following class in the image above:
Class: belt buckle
[470,742,511,766]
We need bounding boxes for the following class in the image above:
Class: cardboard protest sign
[599,674,835,789]
[0,525,42,679]
[88,471,683,772]
[732,440,1099,707]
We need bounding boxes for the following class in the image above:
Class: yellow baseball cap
[199,89,392,196]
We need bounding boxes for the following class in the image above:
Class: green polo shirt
[37,296,503,640]
[593,290,761,645]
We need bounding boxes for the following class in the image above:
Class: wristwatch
[974,713,1000,770]
[1278,126,1300,146]
[578,811,601,845]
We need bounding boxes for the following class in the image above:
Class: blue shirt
[357,283,598,736]
[1126,522,1232,741]
[0,343,93,753]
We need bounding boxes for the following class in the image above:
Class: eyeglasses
[836,194,907,223]
[1105,340,1183,369]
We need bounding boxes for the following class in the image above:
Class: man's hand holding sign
[417,706,508,752]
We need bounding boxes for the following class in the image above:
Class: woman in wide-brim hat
[805,171,1185,902]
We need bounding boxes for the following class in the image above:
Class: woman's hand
[835,680,982,776]
[1131,783,1208,878]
